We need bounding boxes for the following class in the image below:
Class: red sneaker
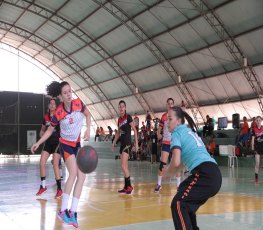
[125,186,134,195]
[118,187,127,194]
[36,186,47,196]
[55,189,63,199]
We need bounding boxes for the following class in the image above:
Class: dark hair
[167,98,174,103]
[119,100,126,106]
[48,98,56,104]
[46,81,69,98]
[172,106,198,132]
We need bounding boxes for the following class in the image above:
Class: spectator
[105,126,113,141]
[95,127,100,142]
[251,117,256,131]
[134,113,139,134]
[151,129,158,163]
[206,136,216,157]
[237,116,249,146]
[181,100,186,111]
[145,111,152,131]
[141,121,146,133]
[100,127,106,141]
[203,115,214,137]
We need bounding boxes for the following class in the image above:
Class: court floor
[0,144,263,230]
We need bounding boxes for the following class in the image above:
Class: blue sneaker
[57,209,72,225]
[70,210,79,229]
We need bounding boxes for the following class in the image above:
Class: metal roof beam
[189,0,263,113]
[92,0,206,126]
[0,21,118,119]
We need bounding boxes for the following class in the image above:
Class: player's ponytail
[172,106,198,133]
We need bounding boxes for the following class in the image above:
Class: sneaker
[255,178,259,185]
[36,185,47,196]
[154,184,162,193]
[118,187,127,194]
[57,209,73,225]
[55,189,63,199]
[125,186,134,195]
[70,210,79,229]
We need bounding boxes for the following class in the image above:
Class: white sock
[158,176,162,186]
[176,176,181,187]
[61,193,70,211]
[70,197,79,213]
[41,180,46,188]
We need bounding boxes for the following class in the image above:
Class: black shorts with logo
[43,141,59,154]
[120,145,132,154]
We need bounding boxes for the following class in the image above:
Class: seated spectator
[95,127,100,142]
[105,126,113,141]
[237,116,250,146]
[99,127,106,141]
[206,136,216,157]
[203,115,214,137]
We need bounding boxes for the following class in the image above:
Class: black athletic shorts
[43,141,59,154]
[120,145,132,154]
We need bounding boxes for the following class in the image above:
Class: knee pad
[159,161,167,171]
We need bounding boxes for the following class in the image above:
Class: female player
[31,81,91,229]
[165,106,222,230]
[251,116,263,184]
[154,98,181,193]
[112,100,138,194]
[35,98,62,199]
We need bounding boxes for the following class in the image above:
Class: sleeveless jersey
[159,112,171,145]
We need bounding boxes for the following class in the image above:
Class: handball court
[1,141,263,230]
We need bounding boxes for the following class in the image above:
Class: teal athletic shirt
[170,124,216,172]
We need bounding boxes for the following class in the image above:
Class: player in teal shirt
[165,106,222,230]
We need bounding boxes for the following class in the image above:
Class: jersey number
[188,131,203,147]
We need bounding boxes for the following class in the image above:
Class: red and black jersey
[42,112,60,143]
[252,125,263,151]
[118,114,133,146]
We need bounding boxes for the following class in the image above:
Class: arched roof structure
[1,0,263,128]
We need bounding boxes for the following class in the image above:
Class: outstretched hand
[31,143,39,154]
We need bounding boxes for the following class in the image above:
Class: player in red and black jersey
[35,98,62,199]
[251,116,263,184]
[112,100,138,195]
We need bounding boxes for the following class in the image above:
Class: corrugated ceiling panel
[54,33,86,54]
[170,24,207,52]
[79,7,120,38]
[231,102,250,118]
[205,0,230,8]
[36,0,66,11]
[190,17,221,45]
[71,46,103,68]
[134,10,167,36]
[1,36,22,48]
[56,60,76,75]
[236,28,263,65]
[16,11,46,32]
[188,50,225,77]
[50,65,68,79]
[0,3,23,23]
[36,21,67,42]
[85,61,118,84]
[76,90,92,105]
[143,86,183,112]
[111,96,144,115]
[19,45,39,56]
[35,54,53,67]
[153,33,186,58]
[63,77,81,91]
[240,99,262,118]
[23,40,43,53]
[99,78,131,99]
[4,33,25,43]
[69,74,89,88]
[226,71,254,99]
[114,44,158,72]
[199,105,225,120]
[130,64,174,91]
[87,104,103,120]
[59,0,99,24]
[209,43,240,71]
[171,56,203,81]
[97,25,140,55]
[82,87,101,104]
[187,81,217,105]
[93,103,113,120]
[254,65,263,86]
[216,0,263,35]
[168,0,200,18]
[114,0,150,17]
